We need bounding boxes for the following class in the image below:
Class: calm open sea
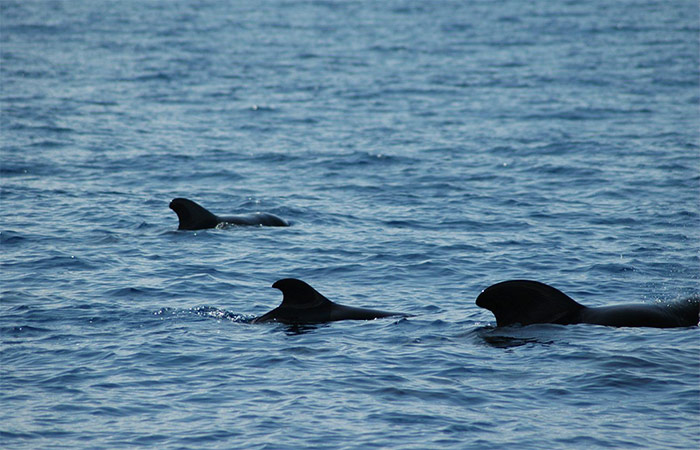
[2,1,699,448]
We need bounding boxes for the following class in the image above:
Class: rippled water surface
[2,1,699,449]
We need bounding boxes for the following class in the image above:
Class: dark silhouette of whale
[476,280,699,328]
[252,278,408,324]
[169,198,289,230]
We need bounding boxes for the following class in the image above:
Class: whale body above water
[476,280,699,328]
[252,278,408,324]
[169,198,289,230]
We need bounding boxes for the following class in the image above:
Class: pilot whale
[476,280,699,328]
[169,198,289,230]
[252,278,408,324]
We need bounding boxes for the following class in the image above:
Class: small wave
[107,287,162,299]
[3,325,53,336]
[0,166,30,176]
[5,255,96,272]
[312,151,420,172]
[524,107,651,121]
[246,104,276,112]
[0,230,27,245]
[7,123,75,134]
[588,263,637,274]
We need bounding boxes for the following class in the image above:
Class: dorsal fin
[169,198,219,230]
[272,278,333,309]
[476,280,585,326]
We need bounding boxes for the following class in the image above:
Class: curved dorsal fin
[272,278,333,309]
[169,198,219,230]
[476,280,585,326]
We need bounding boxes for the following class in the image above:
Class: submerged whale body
[476,280,699,328]
[252,278,408,324]
[169,198,289,230]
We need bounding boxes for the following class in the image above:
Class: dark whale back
[252,278,406,324]
[476,280,585,327]
[578,301,700,328]
[169,198,289,230]
[476,280,700,328]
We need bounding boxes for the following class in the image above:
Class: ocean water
[1,0,699,448]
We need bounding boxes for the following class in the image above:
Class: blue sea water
[1,0,699,448]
